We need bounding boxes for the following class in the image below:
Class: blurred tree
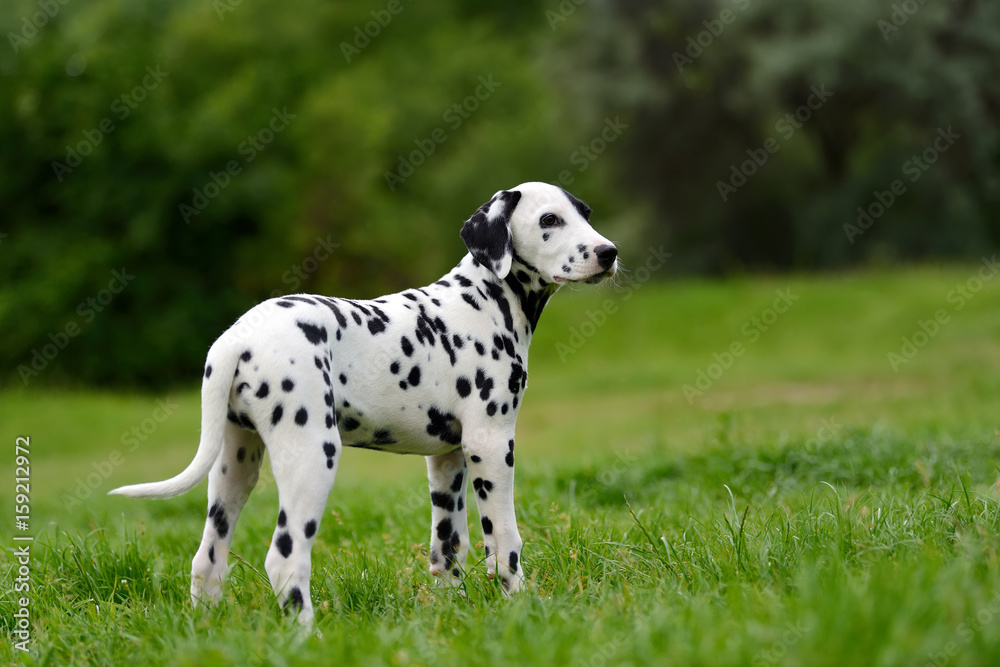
[0,0,593,388]
[551,0,1000,273]
[3,0,999,388]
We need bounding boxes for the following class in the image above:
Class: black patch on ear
[460,190,522,277]
[559,187,591,220]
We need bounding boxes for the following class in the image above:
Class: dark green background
[2,0,998,387]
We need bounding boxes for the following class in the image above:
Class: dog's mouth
[552,268,617,285]
[584,269,615,284]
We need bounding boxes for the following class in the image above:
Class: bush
[0,0,599,387]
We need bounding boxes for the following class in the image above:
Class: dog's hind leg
[263,413,341,626]
[426,449,470,586]
[190,421,264,606]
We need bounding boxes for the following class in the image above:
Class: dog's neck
[439,254,560,344]
[502,254,559,335]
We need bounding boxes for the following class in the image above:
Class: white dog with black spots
[111,181,619,626]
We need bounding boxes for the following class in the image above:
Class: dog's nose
[594,244,617,270]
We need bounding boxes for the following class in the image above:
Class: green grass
[2,264,1000,665]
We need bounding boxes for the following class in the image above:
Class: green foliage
[2,0,999,390]
[557,0,1000,272]
[0,0,592,388]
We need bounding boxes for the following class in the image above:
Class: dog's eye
[539,213,560,228]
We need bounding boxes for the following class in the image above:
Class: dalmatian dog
[110,181,618,625]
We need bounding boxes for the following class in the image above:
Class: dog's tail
[108,335,239,499]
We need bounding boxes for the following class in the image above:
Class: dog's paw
[430,564,464,588]
[190,575,223,607]
[500,572,523,595]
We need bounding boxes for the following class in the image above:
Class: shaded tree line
[1,0,997,387]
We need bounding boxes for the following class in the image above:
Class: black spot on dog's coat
[324,442,337,458]
[475,369,494,401]
[426,408,462,445]
[209,501,229,538]
[285,586,304,611]
[560,187,592,220]
[440,334,457,366]
[373,429,396,445]
[296,321,328,345]
[431,491,455,511]
[508,364,524,394]
[276,532,293,558]
[436,517,453,541]
[462,293,481,310]
[473,477,493,500]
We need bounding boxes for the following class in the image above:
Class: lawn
[2,264,1000,666]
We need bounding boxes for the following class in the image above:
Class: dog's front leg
[464,433,523,593]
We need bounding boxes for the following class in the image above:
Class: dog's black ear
[460,189,521,279]
[560,187,591,221]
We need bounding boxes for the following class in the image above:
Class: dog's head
[460,182,618,284]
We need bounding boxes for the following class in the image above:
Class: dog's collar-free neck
[503,255,558,334]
